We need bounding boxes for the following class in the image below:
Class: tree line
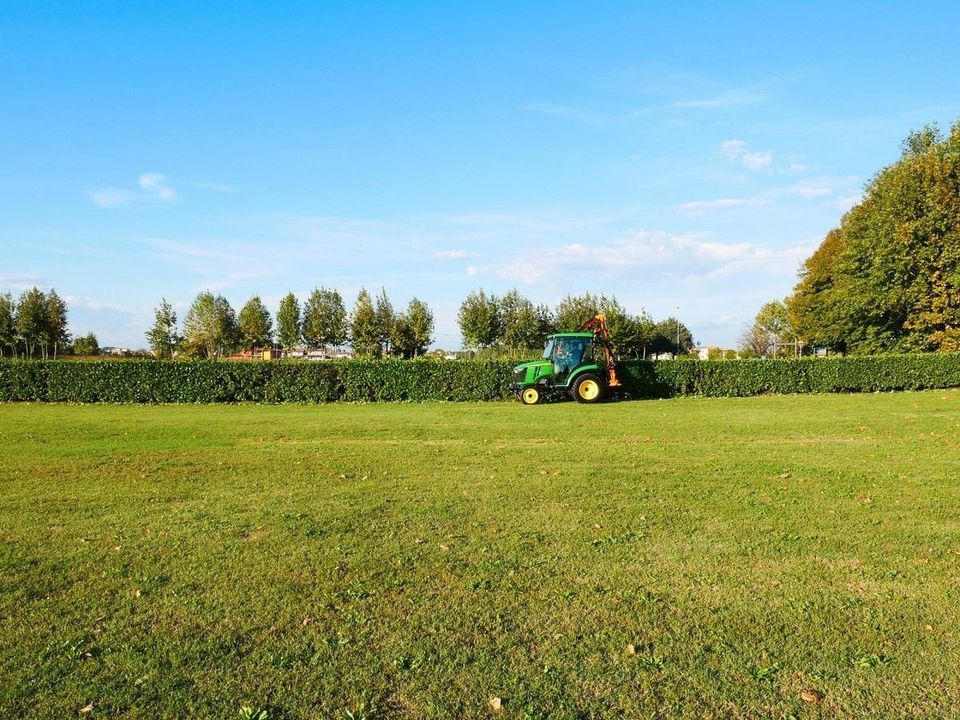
[457,289,694,357]
[147,287,435,359]
[0,287,71,358]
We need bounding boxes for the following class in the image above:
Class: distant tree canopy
[73,332,100,356]
[788,121,960,353]
[457,289,687,357]
[740,300,794,358]
[0,286,71,359]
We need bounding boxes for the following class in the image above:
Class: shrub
[1,354,959,403]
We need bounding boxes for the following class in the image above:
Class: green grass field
[3,394,960,719]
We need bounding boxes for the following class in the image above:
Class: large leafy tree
[43,289,69,359]
[238,296,273,352]
[374,287,395,356]
[351,288,381,357]
[391,297,434,358]
[303,287,348,350]
[15,287,46,358]
[555,293,601,332]
[276,293,301,352]
[650,317,694,355]
[499,289,546,352]
[457,290,502,349]
[741,299,794,357]
[146,298,180,358]
[597,295,655,358]
[788,121,960,353]
[554,292,654,357]
[182,291,238,358]
[0,292,17,357]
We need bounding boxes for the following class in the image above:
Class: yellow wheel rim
[578,379,600,400]
[521,388,540,404]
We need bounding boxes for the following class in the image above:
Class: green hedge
[0,359,514,403]
[2,354,960,403]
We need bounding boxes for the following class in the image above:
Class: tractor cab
[511,315,621,405]
[543,333,594,384]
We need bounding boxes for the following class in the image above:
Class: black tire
[572,373,604,404]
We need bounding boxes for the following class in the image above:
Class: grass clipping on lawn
[2,392,959,718]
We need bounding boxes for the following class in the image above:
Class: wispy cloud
[0,273,47,291]
[434,249,476,260]
[494,229,812,286]
[137,173,176,200]
[679,198,759,216]
[719,139,773,170]
[88,172,179,208]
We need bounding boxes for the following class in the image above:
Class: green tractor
[511,314,622,405]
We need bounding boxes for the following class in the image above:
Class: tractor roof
[548,332,595,339]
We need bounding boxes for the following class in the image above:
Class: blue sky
[3,1,960,349]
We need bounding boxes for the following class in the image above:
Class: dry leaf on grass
[488,696,502,713]
[80,703,94,714]
[799,688,823,703]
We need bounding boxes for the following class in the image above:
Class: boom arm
[579,314,621,387]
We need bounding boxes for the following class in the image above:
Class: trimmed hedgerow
[1,354,960,403]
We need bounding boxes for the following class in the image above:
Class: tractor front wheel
[519,387,542,405]
[572,374,603,404]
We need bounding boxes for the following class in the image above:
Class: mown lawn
[2,393,960,719]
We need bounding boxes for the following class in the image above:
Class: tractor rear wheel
[572,374,603,403]
[519,387,541,405]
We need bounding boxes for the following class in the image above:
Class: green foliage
[3,354,960,403]
[555,292,601,332]
[43,289,69,358]
[182,291,239,358]
[789,120,960,353]
[373,287,394,356]
[351,289,381,357]
[72,333,100,357]
[15,286,46,358]
[146,298,180,358]
[650,317,694,355]
[238,296,274,351]
[276,293,301,351]
[458,289,502,349]
[302,287,347,350]
[391,297,433,358]
[0,292,16,357]
[741,299,793,357]
[499,289,547,352]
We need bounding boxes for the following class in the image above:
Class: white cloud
[88,188,133,208]
[741,151,773,170]
[87,172,179,208]
[782,184,831,199]
[434,249,474,260]
[138,173,176,201]
[0,273,46,290]
[679,198,748,216]
[495,229,812,287]
[719,139,773,170]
